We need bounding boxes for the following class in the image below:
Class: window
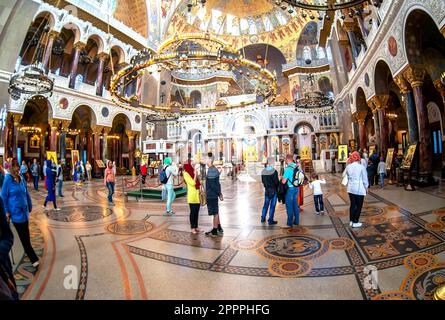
[303,46,312,62]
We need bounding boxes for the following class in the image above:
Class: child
[309,175,326,215]
[377,156,386,188]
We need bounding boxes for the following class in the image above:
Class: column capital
[367,95,389,111]
[393,74,411,94]
[50,119,61,129]
[402,65,426,88]
[97,52,109,61]
[60,120,71,131]
[126,130,136,139]
[103,127,112,135]
[354,111,368,124]
[433,78,445,98]
[48,30,60,40]
[343,19,357,33]
[73,41,86,51]
[91,125,104,134]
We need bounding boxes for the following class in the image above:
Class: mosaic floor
[10,174,445,300]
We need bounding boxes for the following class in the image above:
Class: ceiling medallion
[110,33,276,115]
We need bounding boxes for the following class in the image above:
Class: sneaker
[42,205,48,211]
[59,195,64,198]
[320,211,325,215]
[352,222,363,228]
[170,211,175,215]
[55,208,61,211]
[268,221,278,225]
[349,221,353,226]
[261,218,266,223]
[282,225,292,229]
[217,225,224,234]
[315,211,320,215]
[205,229,218,237]
[32,261,40,268]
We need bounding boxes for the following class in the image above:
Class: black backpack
[159,165,170,184]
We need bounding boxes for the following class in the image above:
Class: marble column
[69,42,85,89]
[92,126,102,176]
[42,30,59,72]
[278,135,283,159]
[403,65,432,176]
[394,74,419,144]
[368,101,381,153]
[12,117,20,159]
[355,111,368,150]
[102,127,110,163]
[369,95,390,155]
[49,120,59,152]
[344,21,359,68]
[96,53,108,96]
[127,131,135,169]
[264,136,268,158]
[288,134,294,155]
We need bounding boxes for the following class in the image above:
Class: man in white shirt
[309,175,326,215]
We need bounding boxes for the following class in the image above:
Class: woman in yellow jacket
[183,159,202,234]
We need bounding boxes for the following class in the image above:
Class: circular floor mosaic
[269,260,311,277]
[256,234,328,262]
[359,206,384,217]
[106,220,154,235]
[46,206,113,222]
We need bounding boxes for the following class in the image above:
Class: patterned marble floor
[10,174,445,300]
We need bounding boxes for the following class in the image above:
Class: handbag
[199,185,207,206]
[342,170,348,186]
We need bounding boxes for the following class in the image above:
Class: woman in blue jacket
[1,162,39,267]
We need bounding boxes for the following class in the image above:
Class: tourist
[43,160,60,211]
[112,161,117,177]
[72,162,79,185]
[43,160,47,190]
[80,161,86,183]
[369,149,379,186]
[295,156,305,211]
[30,159,39,191]
[183,159,201,234]
[0,196,18,300]
[281,154,300,228]
[343,151,369,228]
[205,155,224,237]
[360,151,367,168]
[104,160,116,205]
[378,156,386,189]
[56,161,64,197]
[140,161,147,185]
[85,161,92,181]
[162,157,178,215]
[309,174,326,215]
[0,165,5,189]
[20,160,28,180]
[1,161,40,268]
[260,156,279,225]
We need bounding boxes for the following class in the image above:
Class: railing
[171,70,236,81]
[122,174,184,202]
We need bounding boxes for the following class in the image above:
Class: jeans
[13,220,39,264]
[314,194,324,212]
[33,175,39,190]
[348,193,364,223]
[189,203,200,229]
[58,180,63,197]
[380,173,385,188]
[166,184,176,212]
[261,192,277,224]
[107,181,115,203]
[285,187,299,226]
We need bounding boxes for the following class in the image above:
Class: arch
[355,86,368,112]
[111,112,132,131]
[189,90,202,108]
[225,112,267,137]
[294,121,314,134]
[33,10,56,29]
[374,59,393,95]
[86,34,105,53]
[111,45,126,64]
[60,21,81,44]
[70,104,97,127]
[20,96,52,125]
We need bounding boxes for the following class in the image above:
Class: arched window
[303,46,312,62]
[317,46,326,59]
[74,74,84,90]
[190,90,202,108]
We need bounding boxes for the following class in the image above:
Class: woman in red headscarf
[183,159,202,234]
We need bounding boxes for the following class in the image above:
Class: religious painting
[282,137,290,156]
[289,74,301,101]
[388,36,398,57]
[337,145,348,163]
[242,137,257,162]
[385,148,395,171]
[299,145,311,160]
[369,145,376,156]
[29,134,40,149]
[141,154,149,166]
[95,160,105,168]
[46,151,57,165]
[66,137,74,150]
[349,139,356,150]
[401,143,417,170]
[71,150,79,168]
[271,136,279,156]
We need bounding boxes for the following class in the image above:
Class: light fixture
[19,126,42,134]
[278,0,368,12]
[294,74,333,114]
[9,63,54,99]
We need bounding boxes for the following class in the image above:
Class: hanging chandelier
[8,63,54,99]
[295,90,333,114]
[110,33,276,113]
[276,0,372,21]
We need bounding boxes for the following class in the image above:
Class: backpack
[159,165,170,184]
[291,167,306,187]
